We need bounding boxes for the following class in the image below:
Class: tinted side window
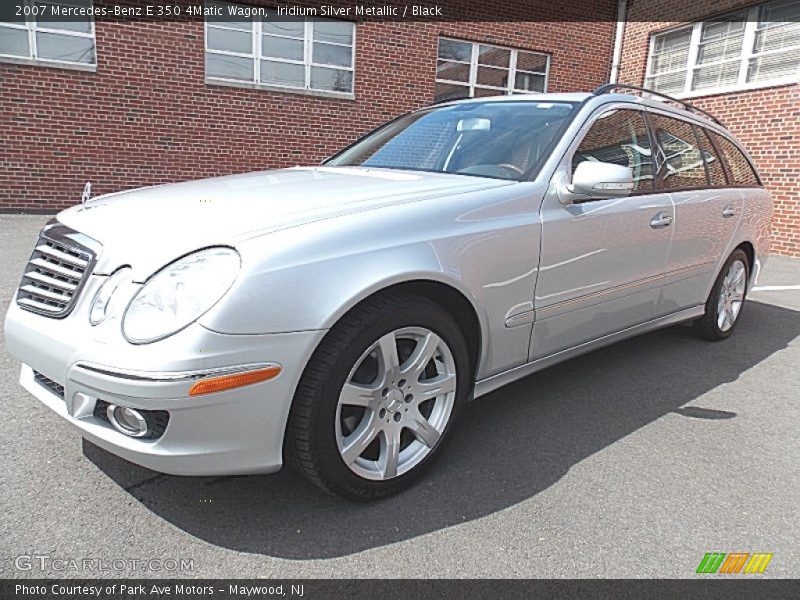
[696,127,728,187]
[572,109,654,193]
[709,131,760,187]
[651,115,709,190]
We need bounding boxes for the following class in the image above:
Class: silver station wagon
[5,85,773,500]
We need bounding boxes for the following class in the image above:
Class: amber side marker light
[189,365,282,397]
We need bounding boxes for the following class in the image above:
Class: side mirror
[565,161,634,203]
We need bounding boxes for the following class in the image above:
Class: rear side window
[650,114,708,190]
[709,131,760,187]
[695,128,728,187]
[572,109,655,192]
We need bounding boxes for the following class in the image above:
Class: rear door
[648,112,744,316]
[531,105,674,360]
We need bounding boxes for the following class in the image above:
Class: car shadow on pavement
[84,300,800,560]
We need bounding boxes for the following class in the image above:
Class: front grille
[33,370,65,400]
[16,225,96,318]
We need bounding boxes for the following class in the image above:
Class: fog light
[107,405,149,438]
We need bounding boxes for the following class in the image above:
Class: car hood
[57,166,512,278]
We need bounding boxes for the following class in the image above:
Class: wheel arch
[735,241,755,275]
[323,278,484,383]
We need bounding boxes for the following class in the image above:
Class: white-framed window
[435,37,549,102]
[645,0,800,97]
[205,1,355,96]
[0,0,96,69]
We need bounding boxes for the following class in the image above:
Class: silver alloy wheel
[335,326,457,481]
[717,259,746,332]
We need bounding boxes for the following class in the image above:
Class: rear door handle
[650,212,673,229]
[722,205,736,218]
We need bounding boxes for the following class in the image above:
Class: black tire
[285,292,470,501]
[693,248,750,341]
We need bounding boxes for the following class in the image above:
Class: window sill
[0,55,97,73]
[658,77,798,101]
[205,77,355,101]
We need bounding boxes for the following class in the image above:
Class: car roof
[437,91,725,133]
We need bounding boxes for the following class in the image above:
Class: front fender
[198,184,544,379]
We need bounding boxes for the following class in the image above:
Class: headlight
[90,267,131,325]
[122,247,240,344]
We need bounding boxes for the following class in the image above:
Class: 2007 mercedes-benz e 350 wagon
[6,85,773,500]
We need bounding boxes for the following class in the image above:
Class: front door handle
[650,212,673,229]
[722,205,736,218]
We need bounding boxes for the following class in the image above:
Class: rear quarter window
[709,131,761,187]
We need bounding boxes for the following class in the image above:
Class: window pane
[476,65,509,88]
[516,51,548,73]
[434,82,469,102]
[310,66,353,92]
[208,27,252,54]
[696,128,728,186]
[206,53,253,80]
[438,38,471,62]
[696,17,745,65]
[206,1,254,30]
[0,26,30,57]
[651,115,708,190]
[692,60,740,90]
[478,45,509,67]
[261,60,305,87]
[710,132,759,186]
[753,20,800,54]
[36,1,92,33]
[473,87,502,98]
[262,20,304,38]
[35,32,95,63]
[262,35,303,61]
[650,28,692,74]
[755,0,800,53]
[313,41,351,67]
[747,46,800,82]
[573,110,655,193]
[646,71,688,95]
[436,59,470,82]
[515,72,545,92]
[312,20,353,45]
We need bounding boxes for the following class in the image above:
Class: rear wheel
[286,293,469,500]
[693,249,749,341]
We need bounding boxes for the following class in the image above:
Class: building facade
[617,0,800,256]
[0,2,615,210]
[1,0,798,255]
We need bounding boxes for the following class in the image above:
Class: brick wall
[618,0,800,256]
[0,14,615,212]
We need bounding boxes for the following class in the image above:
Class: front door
[531,106,673,360]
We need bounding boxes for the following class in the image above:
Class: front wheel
[286,293,470,500]
[693,249,750,341]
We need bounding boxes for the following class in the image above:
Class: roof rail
[592,84,724,127]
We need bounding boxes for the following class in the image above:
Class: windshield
[326,100,577,181]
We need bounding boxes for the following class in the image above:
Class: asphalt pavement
[1,214,798,579]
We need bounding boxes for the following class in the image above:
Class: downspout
[609,0,628,83]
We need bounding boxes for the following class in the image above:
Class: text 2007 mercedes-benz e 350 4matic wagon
[6,85,773,500]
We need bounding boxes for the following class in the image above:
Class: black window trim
[695,125,731,187]
[645,108,763,193]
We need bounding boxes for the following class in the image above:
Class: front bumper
[5,298,326,476]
